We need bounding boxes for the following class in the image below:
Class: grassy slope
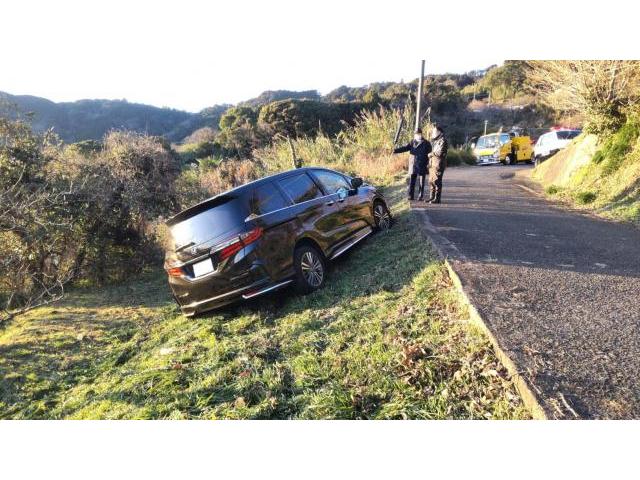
[0,183,528,419]
[533,124,640,224]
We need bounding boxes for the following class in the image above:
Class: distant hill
[0,90,326,143]
[240,90,321,107]
[0,91,229,143]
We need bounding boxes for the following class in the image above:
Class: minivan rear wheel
[294,245,326,294]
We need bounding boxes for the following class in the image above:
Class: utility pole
[415,60,425,132]
[484,120,488,136]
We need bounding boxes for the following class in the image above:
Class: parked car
[533,129,581,165]
[164,167,392,316]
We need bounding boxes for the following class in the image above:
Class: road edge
[411,208,548,420]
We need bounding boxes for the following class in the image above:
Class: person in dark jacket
[392,128,432,201]
[427,124,448,204]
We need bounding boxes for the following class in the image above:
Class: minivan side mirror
[350,177,363,190]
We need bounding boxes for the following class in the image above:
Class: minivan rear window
[169,196,248,251]
[277,173,323,204]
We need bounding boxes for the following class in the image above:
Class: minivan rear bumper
[178,277,294,316]
[179,277,267,316]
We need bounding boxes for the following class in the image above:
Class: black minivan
[164,167,391,316]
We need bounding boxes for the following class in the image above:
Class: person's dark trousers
[428,171,444,202]
[408,174,426,200]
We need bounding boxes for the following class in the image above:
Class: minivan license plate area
[192,258,215,278]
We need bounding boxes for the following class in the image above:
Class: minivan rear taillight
[218,227,263,261]
[166,266,184,277]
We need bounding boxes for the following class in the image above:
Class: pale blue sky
[2,0,634,112]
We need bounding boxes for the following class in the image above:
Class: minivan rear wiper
[175,241,196,253]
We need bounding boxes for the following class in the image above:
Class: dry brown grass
[199,159,261,196]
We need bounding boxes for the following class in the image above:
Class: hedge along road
[413,164,640,419]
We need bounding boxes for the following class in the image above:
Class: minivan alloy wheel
[301,251,324,287]
[374,203,391,230]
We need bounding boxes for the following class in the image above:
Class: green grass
[592,119,640,175]
[0,183,528,419]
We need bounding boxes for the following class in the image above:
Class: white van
[533,129,581,165]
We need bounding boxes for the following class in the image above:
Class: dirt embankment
[532,134,598,187]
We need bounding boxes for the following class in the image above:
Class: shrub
[45,130,182,286]
[575,191,597,204]
[177,140,224,164]
[0,118,78,317]
[447,148,476,166]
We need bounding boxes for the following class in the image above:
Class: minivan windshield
[556,130,581,140]
[169,197,247,251]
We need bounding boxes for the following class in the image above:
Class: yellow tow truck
[472,129,534,165]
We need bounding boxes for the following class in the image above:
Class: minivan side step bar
[330,227,373,260]
[242,279,294,300]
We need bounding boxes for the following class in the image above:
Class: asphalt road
[413,164,640,419]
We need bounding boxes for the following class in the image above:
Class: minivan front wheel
[294,245,326,293]
[373,201,391,231]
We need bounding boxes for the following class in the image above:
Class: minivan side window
[312,170,351,194]
[250,183,289,216]
[278,173,323,204]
